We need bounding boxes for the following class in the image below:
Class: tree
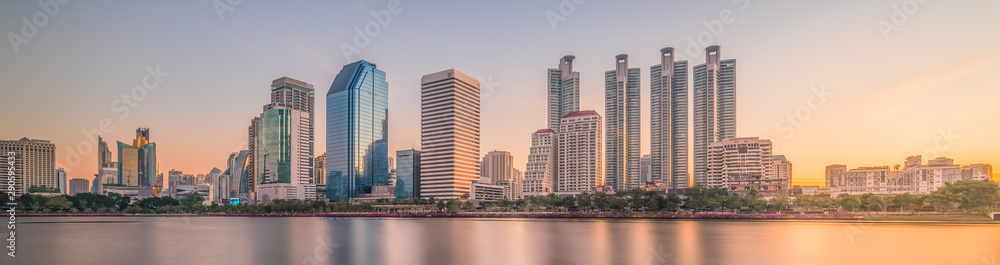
[932,180,1000,213]
[179,194,205,212]
[47,196,73,212]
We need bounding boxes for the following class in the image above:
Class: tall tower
[481,150,520,200]
[97,136,113,178]
[117,128,156,188]
[604,54,640,191]
[548,55,581,130]
[522,129,556,197]
[420,69,480,199]
[650,47,690,188]
[693,45,736,187]
[254,77,316,203]
[557,111,603,194]
[326,60,389,202]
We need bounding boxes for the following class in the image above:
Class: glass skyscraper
[693,45,736,187]
[395,149,420,200]
[605,54,641,191]
[650,47,690,188]
[326,60,389,202]
[117,128,156,187]
[548,55,580,131]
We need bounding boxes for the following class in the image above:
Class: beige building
[419,69,480,199]
[1,138,56,195]
[706,137,787,196]
[523,129,557,197]
[480,150,522,200]
[556,110,603,195]
[826,156,994,195]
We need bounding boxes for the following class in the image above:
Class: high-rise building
[314,153,326,190]
[639,155,651,183]
[522,129,557,197]
[605,54,641,191]
[772,155,793,191]
[246,116,260,202]
[225,150,249,200]
[326,60,389,202]
[707,137,782,196]
[1,138,57,195]
[693,46,736,187]
[254,77,316,203]
[650,47,690,188]
[480,150,521,200]
[395,149,420,200]
[69,178,89,195]
[56,168,67,194]
[557,111,603,194]
[97,136,114,180]
[117,128,157,188]
[419,69,480,199]
[548,55,581,130]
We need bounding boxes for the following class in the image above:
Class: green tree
[179,194,205,212]
[47,196,73,212]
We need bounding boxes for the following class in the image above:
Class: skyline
[3,1,1000,187]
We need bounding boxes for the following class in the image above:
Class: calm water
[9,216,1000,265]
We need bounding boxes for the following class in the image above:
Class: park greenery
[3,180,998,217]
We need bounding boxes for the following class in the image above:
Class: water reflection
[14,217,1000,265]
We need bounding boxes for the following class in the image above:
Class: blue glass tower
[395,149,420,200]
[326,60,389,202]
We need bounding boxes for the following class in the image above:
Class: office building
[707,137,785,196]
[314,154,326,189]
[772,155,793,191]
[395,149,420,200]
[640,155,651,183]
[326,60,389,202]
[1,138,57,195]
[254,77,316,202]
[693,46,736,186]
[69,178,89,195]
[117,128,157,188]
[480,150,522,200]
[246,116,260,202]
[522,129,556,197]
[650,47,690,188]
[548,55,581,130]
[97,136,115,181]
[56,168,67,194]
[828,157,995,195]
[605,54,641,191]
[419,69,480,199]
[557,111,603,195]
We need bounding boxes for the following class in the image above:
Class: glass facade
[395,149,419,200]
[257,109,293,184]
[327,60,389,202]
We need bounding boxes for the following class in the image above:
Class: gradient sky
[2,0,999,187]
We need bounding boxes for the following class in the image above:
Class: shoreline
[5,212,995,222]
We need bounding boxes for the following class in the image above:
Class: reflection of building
[650,47,690,188]
[557,111,603,195]
[419,69,480,200]
[693,46,736,187]
[605,54,641,191]
[395,149,420,200]
[0,138,56,195]
[254,77,316,202]
[826,156,994,195]
[327,61,389,202]
[523,129,556,197]
[117,128,157,188]
[707,137,786,196]
[69,178,89,195]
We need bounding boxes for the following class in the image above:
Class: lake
[9,216,1000,265]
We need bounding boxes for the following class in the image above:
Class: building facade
[707,137,785,196]
[826,156,993,195]
[69,178,89,195]
[522,129,557,197]
[117,128,157,188]
[605,54,641,191]
[480,150,521,200]
[1,138,57,195]
[650,47,690,188]
[419,69,480,199]
[772,155,793,191]
[395,149,420,200]
[557,111,603,195]
[693,46,736,187]
[326,60,389,202]
[548,55,581,131]
[254,77,316,202]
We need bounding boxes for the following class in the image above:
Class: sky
[1,0,999,187]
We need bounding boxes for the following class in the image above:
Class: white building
[605,54,641,191]
[707,137,786,196]
[557,111,603,195]
[419,69,480,199]
[523,129,557,197]
[826,156,994,195]
[650,47,690,189]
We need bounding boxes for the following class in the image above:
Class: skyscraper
[224,150,249,200]
[246,116,260,202]
[557,111,603,194]
[420,69,480,200]
[522,129,556,197]
[117,128,156,188]
[326,60,389,202]
[97,136,114,180]
[56,168,67,194]
[254,77,316,203]
[313,153,326,190]
[650,47,690,188]
[395,149,420,200]
[548,55,580,130]
[693,46,736,187]
[69,178,89,195]
[605,54,641,191]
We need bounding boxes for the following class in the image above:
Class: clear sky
[2,0,999,187]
